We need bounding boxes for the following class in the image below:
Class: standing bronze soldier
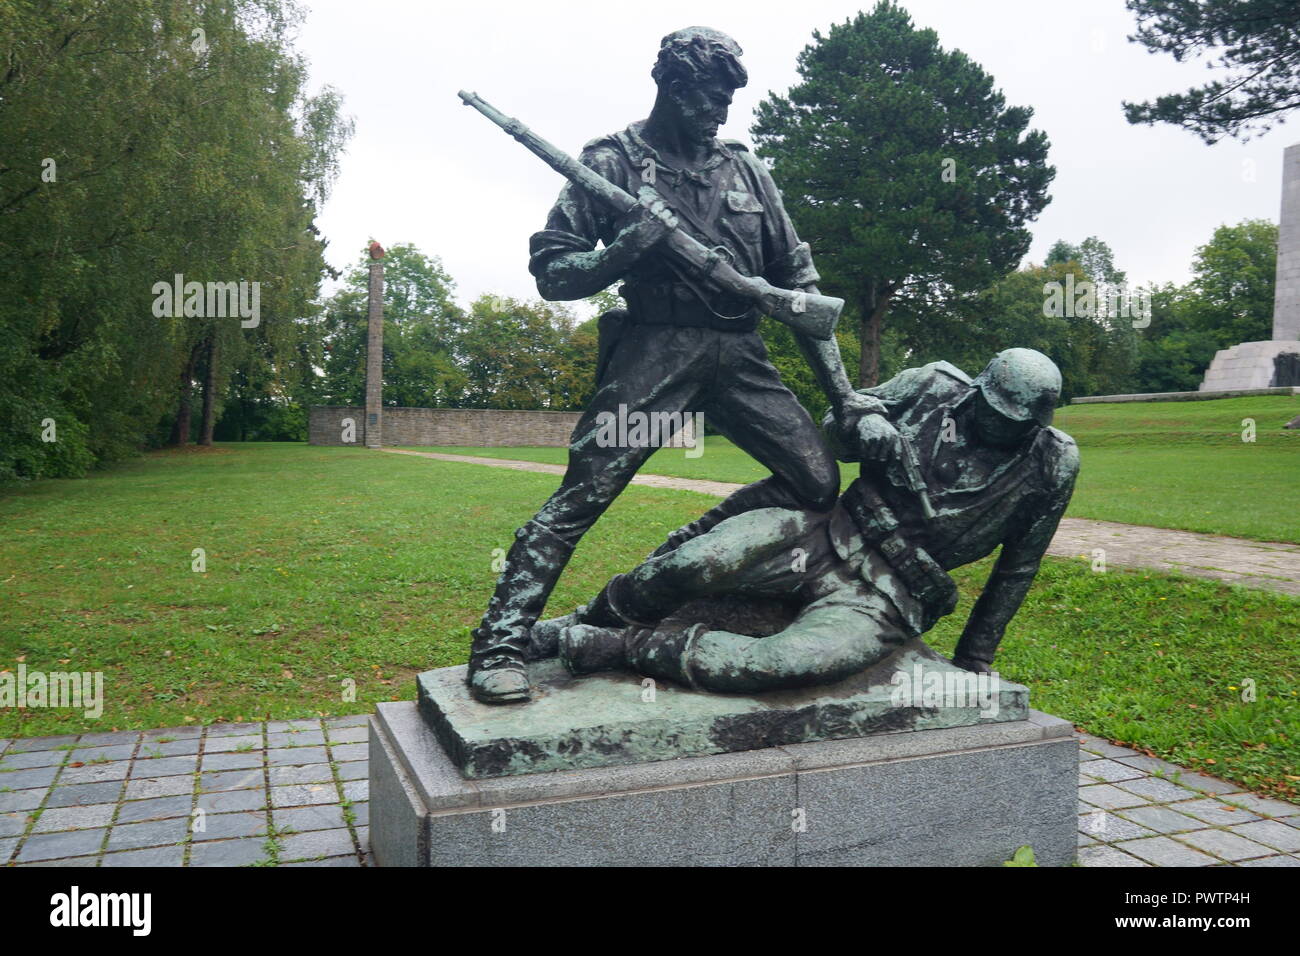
[467,27,873,703]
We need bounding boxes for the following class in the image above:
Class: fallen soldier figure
[527,348,1079,693]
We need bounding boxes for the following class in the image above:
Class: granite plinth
[419,639,1027,778]
[369,700,1077,866]
[1199,340,1300,392]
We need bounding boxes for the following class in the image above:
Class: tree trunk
[168,342,200,446]
[199,331,220,446]
[857,285,894,387]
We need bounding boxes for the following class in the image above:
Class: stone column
[365,241,385,448]
[1274,142,1300,342]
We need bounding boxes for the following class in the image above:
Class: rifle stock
[458,90,842,341]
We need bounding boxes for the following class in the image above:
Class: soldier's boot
[648,477,802,559]
[951,629,997,675]
[528,566,677,662]
[467,519,575,704]
[558,622,705,691]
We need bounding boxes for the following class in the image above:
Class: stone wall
[309,406,581,447]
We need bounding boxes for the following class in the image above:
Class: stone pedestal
[1198,339,1300,391]
[369,692,1079,867]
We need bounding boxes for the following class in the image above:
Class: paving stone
[325,725,367,745]
[203,723,262,738]
[33,804,116,833]
[1077,844,1149,867]
[1219,794,1300,818]
[1079,759,1147,783]
[1177,828,1275,862]
[106,816,189,852]
[1078,737,1140,759]
[336,761,367,781]
[0,738,9,755]
[193,809,267,841]
[268,764,334,786]
[68,744,135,763]
[342,780,368,803]
[196,788,266,814]
[200,769,264,792]
[1173,771,1245,795]
[1237,854,1300,867]
[141,726,202,741]
[1079,783,1150,810]
[1117,805,1204,834]
[17,827,106,862]
[1115,835,1218,867]
[137,738,200,758]
[1076,810,1154,842]
[188,837,270,867]
[1113,754,1185,775]
[58,761,130,785]
[9,735,79,753]
[0,836,16,863]
[0,810,30,837]
[124,775,194,800]
[203,734,262,754]
[323,715,369,729]
[0,749,68,770]
[76,731,141,748]
[351,802,369,827]
[1176,798,1262,826]
[0,766,60,790]
[116,794,193,824]
[270,783,337,808]
[1078,749,1102,762]
[266,730,325,748]
[274,804,346,834]
[279,826,354,861]
[1227,820,1300,852]
[101,845,185,867]
[15,854,100,867]
[131,755,198,778]
[266,719,321,733]
[331,743,367,763]
[0,787,50,812]
[267,747,328,766]
[280,853,360,867]
[1116,776,1201,803]
[201,751,264,772]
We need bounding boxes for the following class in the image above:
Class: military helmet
[972,348,1061,427]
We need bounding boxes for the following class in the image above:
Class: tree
[0,0,350,477]
[1184,218,1278,346]
[1045,237,1128,287]
[1123,0,1300,142]
[751,1,1054,385]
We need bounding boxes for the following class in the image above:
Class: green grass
[1,442,1297,802]
[405,393,1300,543]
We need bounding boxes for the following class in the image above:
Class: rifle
[458,90,842,341]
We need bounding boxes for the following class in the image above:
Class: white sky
[298,0,1298,311]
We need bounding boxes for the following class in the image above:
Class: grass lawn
[409,392,1300,543]
[1,443,1297,802]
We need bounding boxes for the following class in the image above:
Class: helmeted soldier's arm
[529,144,677,301]
[951,435,1080,673]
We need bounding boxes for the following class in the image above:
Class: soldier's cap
[972,348,1061,427]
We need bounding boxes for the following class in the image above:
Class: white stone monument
[1200,142,1300,391]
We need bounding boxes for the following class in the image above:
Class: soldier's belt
[843,480,957,615]
[622,281,759,332]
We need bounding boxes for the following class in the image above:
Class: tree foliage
[1123,0,1300,142]
[751,1,1054,385]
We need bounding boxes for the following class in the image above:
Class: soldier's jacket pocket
[725,190,764,214]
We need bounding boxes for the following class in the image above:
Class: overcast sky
[297,0,1298,312]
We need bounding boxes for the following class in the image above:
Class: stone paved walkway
[384,449,1300,597]
[2,719,1297,866]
